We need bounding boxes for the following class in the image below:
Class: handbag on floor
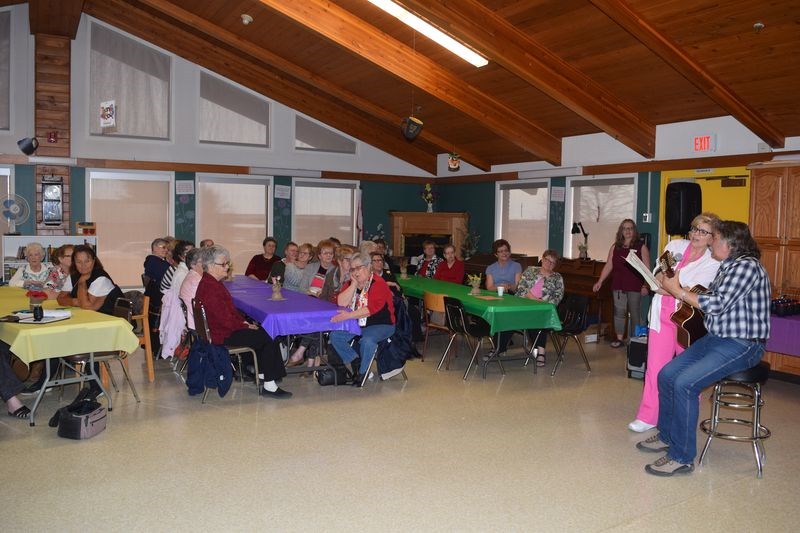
[315,365,350,386]
[56,400,107,440]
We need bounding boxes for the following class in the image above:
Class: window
[0,10,9,130]
[0,166,11,260]
[496,180,549,256]
[294,116,356,154]
[199,72,269,147]
[292,179,358,245]
[565,175,636,260]
[88,171,172,287]
[197,176,272,275]
[89,23,170,139]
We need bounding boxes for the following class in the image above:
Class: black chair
[441,297,497,380]
[437,296,472,371]
[549,293,591,377]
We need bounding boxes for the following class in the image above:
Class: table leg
[27,362,52,427]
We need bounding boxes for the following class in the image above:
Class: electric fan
[2,194,31,235]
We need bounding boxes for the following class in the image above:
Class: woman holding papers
[628,213,720,433]
[592,220,651,348]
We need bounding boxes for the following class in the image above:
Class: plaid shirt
[698,255,771,340]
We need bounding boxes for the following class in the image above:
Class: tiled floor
[1,333,798,532]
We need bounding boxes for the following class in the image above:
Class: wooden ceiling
[16,0,800,174]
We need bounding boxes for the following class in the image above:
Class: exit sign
[693,134,717,153]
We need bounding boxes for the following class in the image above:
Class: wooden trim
[582,151,800,175]
[320,170,519,184]
[589,0,785,149]
[401,0,655,159]
[260,0,562,165]
[136,0,491,172]
[77,158,251,174]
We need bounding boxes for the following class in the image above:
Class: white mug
[497,286,505,297]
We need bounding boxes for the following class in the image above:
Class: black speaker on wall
[665,182,702,235]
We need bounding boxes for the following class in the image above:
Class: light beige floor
[1,333,798,532]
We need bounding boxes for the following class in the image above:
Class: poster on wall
[100,100,116,128]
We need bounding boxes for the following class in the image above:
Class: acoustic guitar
[658,251,708,348]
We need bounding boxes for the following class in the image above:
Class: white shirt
[648,239,720,333]
[61,275,115,298]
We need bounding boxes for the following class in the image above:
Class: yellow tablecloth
[0,287,140,364]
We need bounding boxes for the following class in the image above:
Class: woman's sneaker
[628,419,656,432]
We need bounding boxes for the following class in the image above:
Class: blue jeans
[330,324,395,375]
[656,334,764,464]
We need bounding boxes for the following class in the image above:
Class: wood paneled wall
[34,34,71,235]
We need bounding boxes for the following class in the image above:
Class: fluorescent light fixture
[367,0,488,68]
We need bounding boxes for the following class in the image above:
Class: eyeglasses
[214,261,230,267]
[690,226,712,236]
[351,264,366,271]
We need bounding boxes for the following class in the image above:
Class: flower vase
[426,202,433,213]
[469,280,481,296]
[271,282,285,301]
[29,297,45,321]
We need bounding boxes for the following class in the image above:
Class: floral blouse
[516,266,564,306]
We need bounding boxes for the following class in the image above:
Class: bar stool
[699,361,771,478]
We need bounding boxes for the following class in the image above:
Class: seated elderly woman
[245,237,282,281]
[268,241,298,281]
[1,342,30,419]
[330,252,396,386]
[9,242,53,291]
[179,248,204,331]
[307,239,336,297]
[485,238,522,293]
[283,242,316,293]
[433,244,465,284]
[320,244,356,303]
[43,244,74,297]
[505,249,565,366]
[160,240,194,293]
[194,245,291,399]
[56,245,125,397]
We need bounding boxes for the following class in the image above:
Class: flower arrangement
[26,290,48,300]
[460,229,480,260]
[420,183,438,204]
[366,223,386,242]
[467,274,482,285]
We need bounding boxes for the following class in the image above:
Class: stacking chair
[549,293,591,377]
[59,298,141,402]
[441,297,497,380]
[130,295,155,382]
[355,338,409,388]
[421,291,449,362]
[437,296,473,371]
[192,299,259,403]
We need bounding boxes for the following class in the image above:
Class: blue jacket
[186,339,233,397]
[376,294,418,374]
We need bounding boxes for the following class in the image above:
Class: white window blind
[294,116,356,154]
[88,171,171,287]
[293,179,357,245]
[197,177,271,275]
[497,180,549,256]
[199,72,269,147]
[567,176,635,260]
[89,23,170,139]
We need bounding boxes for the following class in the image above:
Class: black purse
[315,365,350,386]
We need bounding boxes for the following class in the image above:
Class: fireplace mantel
[389,211,469,256]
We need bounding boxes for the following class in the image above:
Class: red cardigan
[194,272,247,344]
[434,259,465,284]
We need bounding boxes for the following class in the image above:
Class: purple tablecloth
[224,276,360,338]
[765,314,800,356]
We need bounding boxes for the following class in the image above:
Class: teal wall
[70,166,86,225]
[272,176,292,248]
[439,181,494,254]
[547,177,566,255]
[637,171,661,267]
[360,181,427,243]
[174,171,195,242]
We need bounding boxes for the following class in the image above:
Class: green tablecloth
[397,277,561,334]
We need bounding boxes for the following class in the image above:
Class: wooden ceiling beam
[399,0,655,159]
[258,0,562,165]
[589,0,785,148]
[82,0,439,174]
[28,0,85,39]
[135,0,490,172]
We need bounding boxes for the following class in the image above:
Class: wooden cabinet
[750,165,800,294]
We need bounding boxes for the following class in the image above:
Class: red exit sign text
[693,134,717,153]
